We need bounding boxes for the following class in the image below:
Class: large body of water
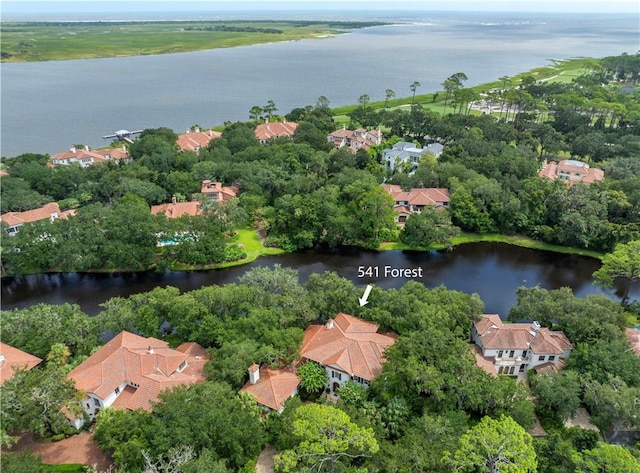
[1,11,638,157]
[2,243,638,316]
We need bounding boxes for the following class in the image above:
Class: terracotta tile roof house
[383,141,444,172]
[538,159,604,185]
[1,202,76,235]
[328,127,382,153]
[176,129,222,153]
[381,184,451,226]
[472,314,573,376]
[151,198,202,219]
[240,364,301,412]
[254,121,298,144]
[299,313,397,394]
[67,331,209,425]
[200,180,238,201]
[0,342,42,385]
[50,145,131,168]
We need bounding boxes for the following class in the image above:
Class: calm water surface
[2,243,637,316]
[1,11,637,157]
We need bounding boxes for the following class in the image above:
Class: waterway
[1,11,637,157]
[2,243,637,316]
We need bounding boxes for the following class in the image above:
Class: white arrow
[359,284,373,307]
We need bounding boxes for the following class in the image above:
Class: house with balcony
[383,141,444,172]
[0,342,42,385]
[472,314,573,376]
[381,184,450,226]
[328,127,382,153]
[67,331,208,427]
[1,202,75,235]
[538,159,604,185]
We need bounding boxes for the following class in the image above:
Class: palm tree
[410,81,421,106]
[384,89,395,109]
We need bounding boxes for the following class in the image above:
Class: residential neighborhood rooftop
[176,129,222,153]
[239,364,301,412]
[254,121,298,143]
[0,342,42,385]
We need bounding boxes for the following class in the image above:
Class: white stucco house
[383,141,444,172]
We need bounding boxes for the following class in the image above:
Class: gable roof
[177,130,222,152]
[200,180,238,200]
[255,122,298,142]
[50,145,130,166]
[239,365,300,411]
[1,203,75,228]
[538,159,604,184]
[67,331,209,411]
[299,313,397,381]
[382,184,451,207]
[473,315,573,354]
[0,342,42,384]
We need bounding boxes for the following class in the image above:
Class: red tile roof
[151,201,202,218]
[471,344,497,376]
[239,364,300,411]
[474,315,573,354]
[67,332,208,411]
[50,146,130,167]
[299,313,397,381]
[0,342,42,384]
[538,159,604,184]
[382,184,451,207]
[1,203,75,228]
[255,122,298,142]
[177,130,222,152]
[200,180,238,201]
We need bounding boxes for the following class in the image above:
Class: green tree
[401,206,460,249]
[274,404,379,473]
[249,105,264,122]
[573,443,640,473]
[384,88,395,109]
[297,361,328,395]
[410,81,421,106]
[593,240,640,301]
[444,415,537,473]
[529,371,582,422]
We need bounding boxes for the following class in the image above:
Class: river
[2,243,638,316]
[1,11,638,157]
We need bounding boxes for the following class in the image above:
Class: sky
[2,0,639,15]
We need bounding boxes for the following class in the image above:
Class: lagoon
[1,11,637,157]
[2,242,638,316]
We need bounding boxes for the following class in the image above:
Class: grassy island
[0,20,389,62]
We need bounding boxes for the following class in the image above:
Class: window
[497,350,503,358]
[115,387,120,395]
[538,356,545,361]
[549,355,556,361]
[93,398,101,407]
[522,350,528,358]
[509,350,515,358]
[331,371,342,380]
[177,360,187,372]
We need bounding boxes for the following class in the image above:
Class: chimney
[531,321,541,331]
[70,146,76,153]
[326,319,334,330]
[248,364,260,384]
[147,346,154,354]
[172,195,177,205]
[195,126,200,133]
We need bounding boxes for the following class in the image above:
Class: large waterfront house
[67,331,208,427]
[328,127,382,153]
[254,121,298,144]
[383,141,444,172]
[240,313,397,411]
[299,313,397,394]
[381,184,451,225]
[1,203,76,235]
[50,145,131,168]
[151,198,202,219]
[472,314,573,376]
[0,342,42,385]
[538,159,604,185]
[176,128,222,153]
